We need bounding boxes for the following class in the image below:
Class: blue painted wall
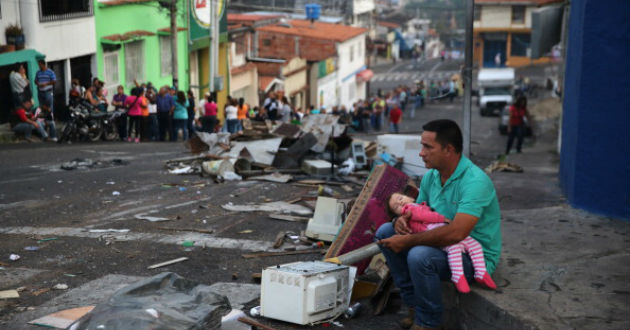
[560,0,630,220]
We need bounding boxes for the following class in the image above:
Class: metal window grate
[39,0,93,23]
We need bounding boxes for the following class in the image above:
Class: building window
[125,41,145,86]
[160,36,173,77]
[350,45,354,62]
[39,0,93,22]
[512,6,525,24]
[103,52,119,98]
[474,5,481,22]
[511,33,531,56]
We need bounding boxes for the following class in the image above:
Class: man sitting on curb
[11,99,48,142]
[377,119,501,330]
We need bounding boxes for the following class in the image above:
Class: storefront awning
[356,69,374,83]
[0,49,45,67]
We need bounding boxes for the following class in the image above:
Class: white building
[336,34,369,108]
[0,0,96,108]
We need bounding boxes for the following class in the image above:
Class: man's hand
[378,235,411,253]
[394,211,412,235]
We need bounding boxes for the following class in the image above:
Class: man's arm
[379,213,478,253]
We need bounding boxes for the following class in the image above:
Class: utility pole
[462,0,473,157]
[209,0,215,93]
[170,0,179,89]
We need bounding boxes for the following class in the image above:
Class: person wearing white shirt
[225,99,239,133]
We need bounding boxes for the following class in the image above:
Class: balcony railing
[39,0,93,23]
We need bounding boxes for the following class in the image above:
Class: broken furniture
[324,164,418,275]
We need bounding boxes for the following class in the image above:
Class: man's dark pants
[157,112,170,141]
[375,222,475,328]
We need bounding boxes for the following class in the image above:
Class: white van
[478,68,515,116]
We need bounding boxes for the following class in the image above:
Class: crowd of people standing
[8,59,461,143]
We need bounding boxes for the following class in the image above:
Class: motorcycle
[58,100,111,143]
[102,109,125,141]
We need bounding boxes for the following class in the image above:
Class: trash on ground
[249,306,261,317]
[222,201,313,216]
[0,290,20,299]
[112,191,121,196]
[222,171,243,181]
[485,160,524,173]
[67,272,230,330]
[28,306,95,329]
[202,159,234,177]
[238,230,253,234]
[302,159,336,176]
[9,254,20,261]
[305,197,346,242]
[24,246,40,251]
[53,283,69,290]
[158,227,213,234]
[37,237,58,243]
[60,158,128,171]
[238,316,276,330]
[168,166,195,175]
[88,229,130,233]
[221,309,250,330]
[272,231,286,248]
[147,257,189,269]
[268,214,310,222]
[248,173,293,183]
[135,213,170,222]
[182,241,195,247]
[338,158,356,176]
[32,288,50,296]
[226,138,283,166]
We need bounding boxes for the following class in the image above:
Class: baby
[387,192,497,293]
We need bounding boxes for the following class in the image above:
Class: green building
[94,0,189,96]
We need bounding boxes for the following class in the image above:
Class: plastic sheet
[67,272,231,330]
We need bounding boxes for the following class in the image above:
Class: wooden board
[28,306,94,329]
[324,164,417,275]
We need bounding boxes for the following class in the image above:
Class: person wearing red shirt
[505,96,531,154]
[389,105,403,134]
[11,99,48,141]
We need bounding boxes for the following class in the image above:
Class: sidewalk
[453,141,630,330]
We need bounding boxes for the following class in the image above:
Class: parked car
[498,105,533,136]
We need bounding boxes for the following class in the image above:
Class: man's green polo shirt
[417,156,501,274]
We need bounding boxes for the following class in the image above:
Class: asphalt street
[0,90,538,329]
[369,58,463,95]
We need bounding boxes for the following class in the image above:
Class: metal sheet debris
[300,114,346,153]
[226,138,283,166]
